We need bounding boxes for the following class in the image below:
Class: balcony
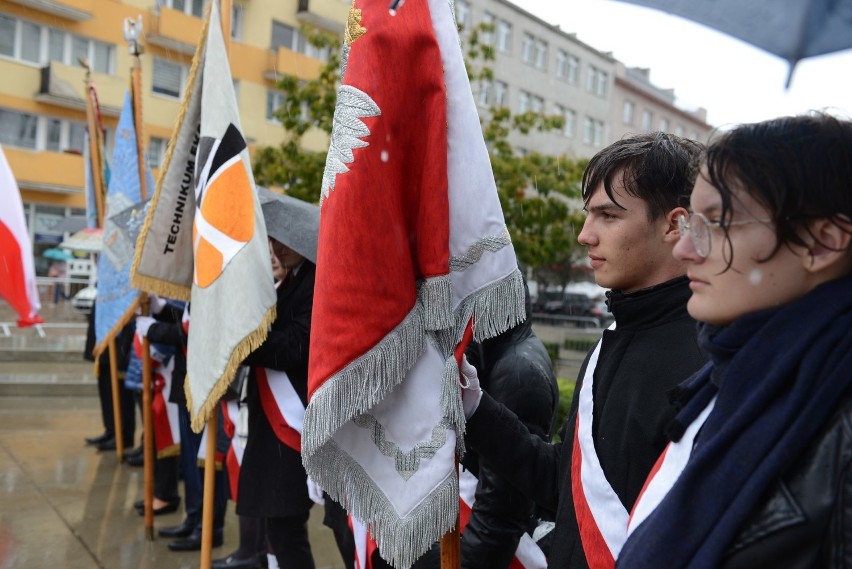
[146,6,203,56]
[35,61,123,117]
[297,0,346,34]
[6,147,85,195]
[265,47,324,82]
[7,0,93,21]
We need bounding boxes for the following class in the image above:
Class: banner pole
[107,336,125,462]
[200,411,218,569]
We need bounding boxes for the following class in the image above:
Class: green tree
[253,24,589,286]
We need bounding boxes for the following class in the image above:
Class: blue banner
[95,91,155,348]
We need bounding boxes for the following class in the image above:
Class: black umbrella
[615,0,852,86]
[256,187,320,264]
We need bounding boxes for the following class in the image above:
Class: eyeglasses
[677,212,772,258]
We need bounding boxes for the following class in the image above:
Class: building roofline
[616,76,711,128]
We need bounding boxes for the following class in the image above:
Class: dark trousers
[178,405,227,528]
[267,511,315,569]
[97,366,135,445]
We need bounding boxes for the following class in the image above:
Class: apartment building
[1,0,347,275]
[610,62,714,145]
[458,0,616,158]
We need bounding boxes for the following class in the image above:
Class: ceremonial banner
[132,0,276,431]
[94,90,155,354]
[0,145,43,327]
[84,82,109,229]
[303,1,525,566]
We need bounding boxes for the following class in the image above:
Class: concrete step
[0,333,86,362]
[0,361,96,396]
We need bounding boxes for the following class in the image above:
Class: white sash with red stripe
[256,367,305,453]
[571,323,627,569]
[627,396,716,536]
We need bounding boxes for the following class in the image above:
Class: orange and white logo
[192,124,255,288]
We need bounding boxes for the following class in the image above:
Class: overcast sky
[512,0,852,129]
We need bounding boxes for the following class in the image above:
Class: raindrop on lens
[748,269,763,285]
[380,150,389,162]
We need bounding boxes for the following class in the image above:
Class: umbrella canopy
[43,248,75,261]
[54,215,87,234]
[615,0,852,86]
[60,227,103,253]
[257,187,319,263]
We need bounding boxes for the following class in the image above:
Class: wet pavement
[0,300,347,569]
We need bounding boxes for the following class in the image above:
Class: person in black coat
[236,236,316,569]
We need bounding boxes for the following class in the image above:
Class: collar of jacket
[606,275,692,332]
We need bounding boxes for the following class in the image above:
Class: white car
[71,286,97,315]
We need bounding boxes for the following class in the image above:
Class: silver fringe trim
[439,353,466,457]
[417,275,453,331]
[304,438,459,569]
[353,414,453,480]
[302,307,425,456]
[449,227,512,271]
[454,267,526,343]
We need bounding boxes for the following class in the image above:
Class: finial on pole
[124,16,145,56]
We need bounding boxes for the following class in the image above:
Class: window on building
[152,58,186,98]
[641,110,653,131]
[455,0,471,30]
[521,33,535,64]
[0,15,114,73]
[623,101,634,125]
[496,20,511,53]
[586,66,607,97]
[493,81,508,108]
[0,108,38,149]
[45,119,62,152]
[68,122,86,153]
[555,49,567,79]
[583,116,604,147]
[675,125,684,136]
[163,0,204,18]
[478,80,492,107]
[232,4,245,40]
[266,90,287,123]
[530,94,544,114]
[534,39,547,69]
[555,104,575,138]
[271,21,296,51]
[481,12,495,44]
[566,55,579,84]
[147,137,168,169]
[659,118,669,132]
[518,90,531,114]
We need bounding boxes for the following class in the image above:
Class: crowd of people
[84,112,852,569]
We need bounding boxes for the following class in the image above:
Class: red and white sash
[256,367,304,453]
[627,396,716,536]
[133,333,181,457]
[222,400,244,502]
[570,323,627,569]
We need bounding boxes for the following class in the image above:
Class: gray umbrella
[256,187,320,264]
[615,0,852,86]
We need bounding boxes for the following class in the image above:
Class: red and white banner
[133,334,181,457]
[0,145,42,327]
[303,1,525,566]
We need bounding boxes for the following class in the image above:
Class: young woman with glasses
[617,113,852,569]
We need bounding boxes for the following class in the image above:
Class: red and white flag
[133,334,181,457]
[0,145,43,327]
[303,1,525,566]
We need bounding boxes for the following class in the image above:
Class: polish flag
[0,145,42,327]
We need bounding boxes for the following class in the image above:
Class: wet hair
[582,132,704,220]
[704,113,852,269]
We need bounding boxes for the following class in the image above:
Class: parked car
[71,286,96,315]
[592,299,614,327]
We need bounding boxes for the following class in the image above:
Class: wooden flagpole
[123,15,156,541]
[199,2,231,567]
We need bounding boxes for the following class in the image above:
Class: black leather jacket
[720,394,852,569]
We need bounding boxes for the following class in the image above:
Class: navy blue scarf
[617,274,852,569]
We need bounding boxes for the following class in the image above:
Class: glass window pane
[20,21,41,63]
[49,29,65,62]
[46,118,62,151]
[0,16,15,57]
[92,41,111,74]
[68,122,86,153]
[271,21,295,51]
[152,58,182,97]
[172,0,186,12]
[72,36,89,67]
[190,0,203,18]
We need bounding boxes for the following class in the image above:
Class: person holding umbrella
[221,189,319,569]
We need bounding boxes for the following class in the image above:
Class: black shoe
[95,438,134,452]
[85,432,113,445]
[125,446,143,459]
[168,528,223,552]
[135,496,181,516]
[126,453,143,467]
[211,552,266,569]
[159,517,197,538]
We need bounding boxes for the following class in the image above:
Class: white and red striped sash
[570,323,627,569]
[626,396,716,536]
[256,367,304,453]
[222,400,244,502]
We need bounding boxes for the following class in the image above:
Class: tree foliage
[253,23,590,288]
